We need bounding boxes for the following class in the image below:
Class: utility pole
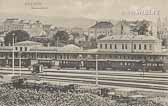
[19,52,22,76]
[12,33,15,75]
[96,55,98,86]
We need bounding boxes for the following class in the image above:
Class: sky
[0,0,168,20]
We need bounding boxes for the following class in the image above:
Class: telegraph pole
[96,55,98,86]
[19,52,22,76]
[12,33,15,75]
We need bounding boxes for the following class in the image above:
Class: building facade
[97,35,162,53]
[88,21,113,39]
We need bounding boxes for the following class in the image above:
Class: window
[123,56,125,59]
[139,44,141,50]
[115,44,117,49]
[122,44,124,49]
[15,47,18,50]
[20,47,22,51]
[125,62,127,65]
[134,44,136,49]
[110,44,112,49]
[105,44,107,49]
[149,44,152,50]
[144,44,147,50]
[25,47,27,51]
[125,44,127,49]
[100,44,102,49]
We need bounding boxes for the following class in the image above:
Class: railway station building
[0,36,166,68]
[97,35,162,53]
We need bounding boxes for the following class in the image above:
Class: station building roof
[15,41,42,47]
[60,44,81,51]
[30,44,82,53]
[99,35,160,41]
[0,46,167,55]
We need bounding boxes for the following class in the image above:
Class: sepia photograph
[0,0,168,105]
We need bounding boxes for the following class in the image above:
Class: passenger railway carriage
[57,59,167,72]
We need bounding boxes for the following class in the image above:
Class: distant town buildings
[1,18,24,32]
[157,17,168,47]
[113,20,134,35]
[88,21,113,39]
[0,18,52,37]
[30,20,44,37]
[71,27,84,35]
[0,17,168,49]
[0,32,5,46]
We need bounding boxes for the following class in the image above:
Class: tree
[71,32,80,38]
[131,20,150,35]
[4,30,30,46]
[53,31,69,45]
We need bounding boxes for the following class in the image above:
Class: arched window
[105,44,107,49]
[134,44,136,49]
[122,44,124,49]
[144,44,147,50]
[125,44,127,49]
[115,44,117,49]
[139,44,141,50]
[149,44,152,50]
[100,44,102,49]
[110,44,112,49]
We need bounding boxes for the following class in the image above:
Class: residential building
[71,27,84,35]
[1,18,24,32]
[88,21,113,39]
[30,20,43,37]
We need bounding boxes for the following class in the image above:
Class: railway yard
[0,68,168,105]
[1,67,168,92]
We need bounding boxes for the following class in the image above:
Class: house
[88,21,113,39]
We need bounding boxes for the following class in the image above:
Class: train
[38,59,168,72]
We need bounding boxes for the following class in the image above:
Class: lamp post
[12,33,15,75]
[96,54,98,86]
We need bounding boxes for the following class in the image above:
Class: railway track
[0,68,168,91]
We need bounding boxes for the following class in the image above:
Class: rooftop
[60,44,81,51]
[99,35,160,41]
[30,44,82,52]
[90,21,113,28]
[15,41,42,46]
